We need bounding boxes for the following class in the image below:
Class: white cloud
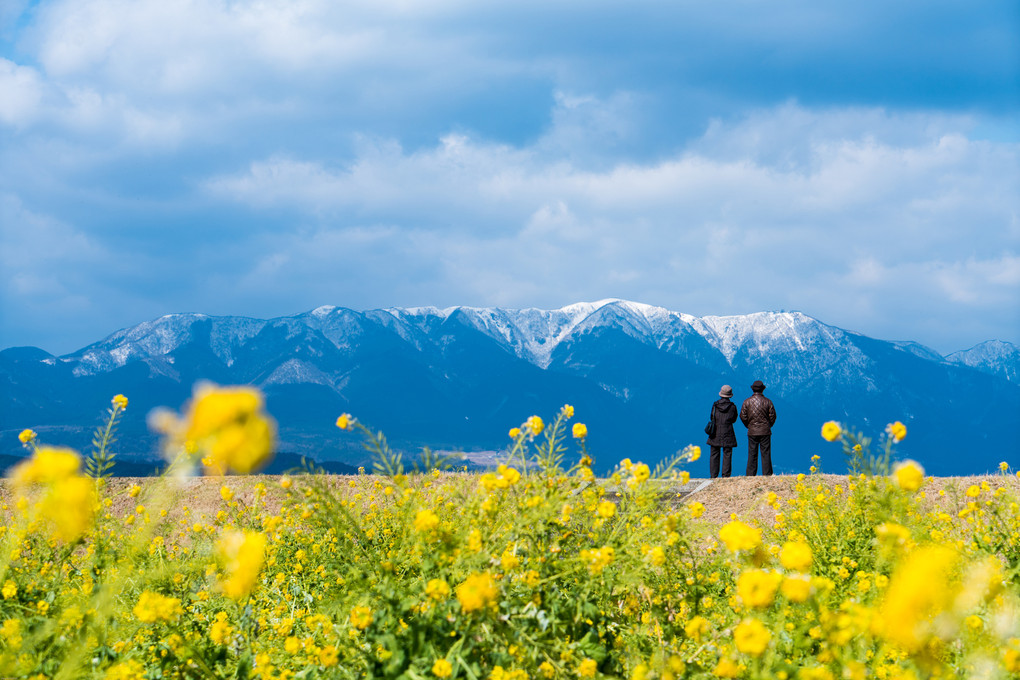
[0,194,109,328]
[0,58,44,126]
[201,103,1019,351]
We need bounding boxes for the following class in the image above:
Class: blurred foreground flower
[821,421,841,442]
[892,460,925,491]
[886,421,907,442]
[878,545,957,654]
[719,520,761,552]
[151,382,276,474]
[133,591,183,623]
[216,529,267,600]
[456,572,499,612]
[8,446,96,543]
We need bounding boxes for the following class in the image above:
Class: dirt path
[2,472,1016,531]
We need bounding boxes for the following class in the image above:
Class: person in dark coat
[739,380,777,476]
[706,385,738,478]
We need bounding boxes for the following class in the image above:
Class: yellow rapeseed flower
[525,415,544,436]
[350,605,373,630]
[821,421,841,442]
[336,413,352,430]
[779,542,813,572]
[9,447,96,542]
[112,394,129,410]
[18,428,36,444]
[714,658,740,678]
[319,646,339,667]
[688,446,701,462]
[9,446,81,487]
[425,578,451,601]
[878,545,957,653]
[577,659,597,678]
[719,520,761,552]
[0,618,21,647]
[456,572,499,613]
[737,569,782,608]
[156,384,276,474]
[886,421,907,442]
[220,485,234,502]
[414,509,440,532]
[780,574,812,603]
[684,615,710,641]
[40,475,96,542]
[572,423,588,439]
[432,659,453,678]
[562,404,574,418]
[209,614,233,644]
[596,500,616,519]
[1,580,16,599]
[875,522,911,547]
[500,548,521,571]
[105,659,145,679]
[216,529,266,600]
[133,591,183,623]
[509,427,521,438]
[467,528,483,552]
[891,460,924,491]
[1004,648,1020,673]
[579,546,615,574]
[645,545,666,567]
[734,618,771,656]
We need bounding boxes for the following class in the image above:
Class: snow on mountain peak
[311,305,337,318]
[49,300,900,380]
[946,340,1019,382]
[698,311,842,363]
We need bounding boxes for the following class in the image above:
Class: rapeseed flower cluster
[151,382,276,474]
[8,446,96,543]
[2,390,1019,680]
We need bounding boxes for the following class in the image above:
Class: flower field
[2,388,1019,679]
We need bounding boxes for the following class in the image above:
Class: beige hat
[719,385,733,398]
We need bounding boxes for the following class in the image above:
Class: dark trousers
[710,446,732,478]
[746,435,773,476]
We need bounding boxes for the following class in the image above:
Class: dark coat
[740,393,777,436]
[707,398,739,447]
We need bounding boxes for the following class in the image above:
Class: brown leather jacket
[740,393,777,436]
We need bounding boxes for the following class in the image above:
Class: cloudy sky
[1,0,1018,355]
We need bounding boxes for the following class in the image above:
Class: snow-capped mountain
[2,300,1018,475]
[946,340,1019,383]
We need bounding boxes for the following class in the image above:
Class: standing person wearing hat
[739,380,777,476]
[706,385,738,478]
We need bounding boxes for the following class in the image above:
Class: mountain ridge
[2,300,1017,476]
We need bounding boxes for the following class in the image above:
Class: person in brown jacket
[739,380,777,476]
[706,385,738,478]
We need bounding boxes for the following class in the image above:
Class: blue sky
[1,0,1018,355]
